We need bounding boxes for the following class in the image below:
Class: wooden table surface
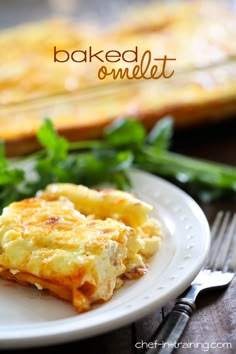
[1,118,235,354]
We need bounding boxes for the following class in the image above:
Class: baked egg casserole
[0,184,163,313]
[1,0,236,156]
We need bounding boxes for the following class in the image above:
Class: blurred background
[0,0,235,159]
[0,0,157,28]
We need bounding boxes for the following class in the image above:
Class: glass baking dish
[0,0,236,156]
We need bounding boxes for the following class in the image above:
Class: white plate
[0,170,210,349]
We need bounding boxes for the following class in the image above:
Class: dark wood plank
[134,309,164,352]
[0,325,134,354]
[174,278,236,354]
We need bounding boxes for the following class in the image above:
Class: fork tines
[206,212,236,272]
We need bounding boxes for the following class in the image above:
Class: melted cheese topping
[37,183,152,227]
[0,185,163,313]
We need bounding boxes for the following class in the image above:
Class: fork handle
[145,298,195,354]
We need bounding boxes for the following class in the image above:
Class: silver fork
[145,211,236,354]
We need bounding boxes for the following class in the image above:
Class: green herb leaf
[37,119,68,160]
[0,141,25,187]
[146,116,173,150]
[104,118,146,147]
[1,116,236,213]
[0,169,24,186]
[92,149,133,172]
[0,141,7,168]
[109,172,131,190]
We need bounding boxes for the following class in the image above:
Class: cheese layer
[0,185,163,312]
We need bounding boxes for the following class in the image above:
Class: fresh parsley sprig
[0,117,235,212]
[0,141,25,207]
